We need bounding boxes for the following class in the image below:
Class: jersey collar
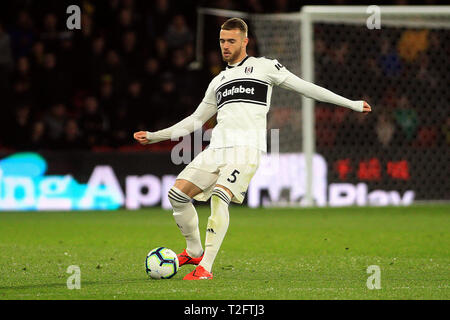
[226,55,250,69]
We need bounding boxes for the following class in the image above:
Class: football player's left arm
[268,60,371,113]
[279,72,372,113]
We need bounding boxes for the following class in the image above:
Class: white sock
[199,187,231,273]
[168,187,203,258]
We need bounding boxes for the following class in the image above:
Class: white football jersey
[148,55,362,151]
[202,56,290,152]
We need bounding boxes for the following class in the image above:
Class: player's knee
[168,186,191,209]
[211,186,232,206]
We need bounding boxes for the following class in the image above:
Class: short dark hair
[221,18,248,37]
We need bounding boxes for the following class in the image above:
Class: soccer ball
[145,247,179,279]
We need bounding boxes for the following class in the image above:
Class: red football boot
[177,249,204,267]
[183,265,213,280]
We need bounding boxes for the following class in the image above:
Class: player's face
[219,29,248,63]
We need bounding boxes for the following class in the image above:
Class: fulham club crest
[245,66,253,74]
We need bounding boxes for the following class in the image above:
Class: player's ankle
[186,248,203,258]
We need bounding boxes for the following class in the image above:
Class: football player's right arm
[133,101,217,145]
[134,79,218,145]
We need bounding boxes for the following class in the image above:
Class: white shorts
[177,146,261,204]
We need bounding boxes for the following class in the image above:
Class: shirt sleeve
[278,72,364,112]
[146,78,218,143]
[201,78,218,106]
[147,100,217,144]
[264,59,292,86]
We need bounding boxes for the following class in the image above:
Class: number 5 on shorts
[227,170,240,183]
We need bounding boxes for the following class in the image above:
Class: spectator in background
[29,120,47,150]
[79,95,109,148]
[80,11,94,39]
[154,37,169,68]
[414,125,438,148]
[98,76,117,114]
[141,57,161,96]
[165,14,193,50]
[183,42,195,65]
[412,52,441,110]
[12,78,33,105]
[71,12,95,91]
[327,41,352,97]
[34,52,66,109]
[101,49,127,95]
[11,56,33,107]
[29,41,45,70]
[58,36,77,94]
[149,72,180,129]
[314,104,337,148]
[122,79,145,127]
[146,0,173,40]
[375,111,396,149]
[314,38,332,84]
[14,55,32,83]
[118,8,136,32]
[108,78,138,147]
[170,47,202,110]
[170,49,189,84]
[39,12,60,52]
[120,30,142,77]
[43,102,67,146]
[206,50,223,77]
[87,34,106,90]
[378,37,401,78]
[61,118,86,150]
[110,8,139,48]
[4,105,33,149]
[0,22,13,94]
[8,10,35,58]
[393,94,418,143]
[118,8,134,32]
[348,107,377,149]
[397,29,429,63]
[110,103,134,148]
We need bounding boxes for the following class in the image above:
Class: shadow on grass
[0,278,145,291]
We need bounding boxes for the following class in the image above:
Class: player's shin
[200,187,231,273]
[168,187,203,258]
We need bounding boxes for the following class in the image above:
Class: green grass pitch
[0,205,448,300]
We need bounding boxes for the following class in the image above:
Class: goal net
[196,6,450,206]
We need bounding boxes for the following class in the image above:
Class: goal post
[195,6,450,207]
[300,10,315,207]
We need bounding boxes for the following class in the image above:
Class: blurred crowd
[312,24,450,152]
[0,0,204,151]
[0,0,448,153]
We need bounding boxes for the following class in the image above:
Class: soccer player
[134,18,372,280]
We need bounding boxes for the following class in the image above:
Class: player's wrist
[350,100,364,112]
[145,131,165,144]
